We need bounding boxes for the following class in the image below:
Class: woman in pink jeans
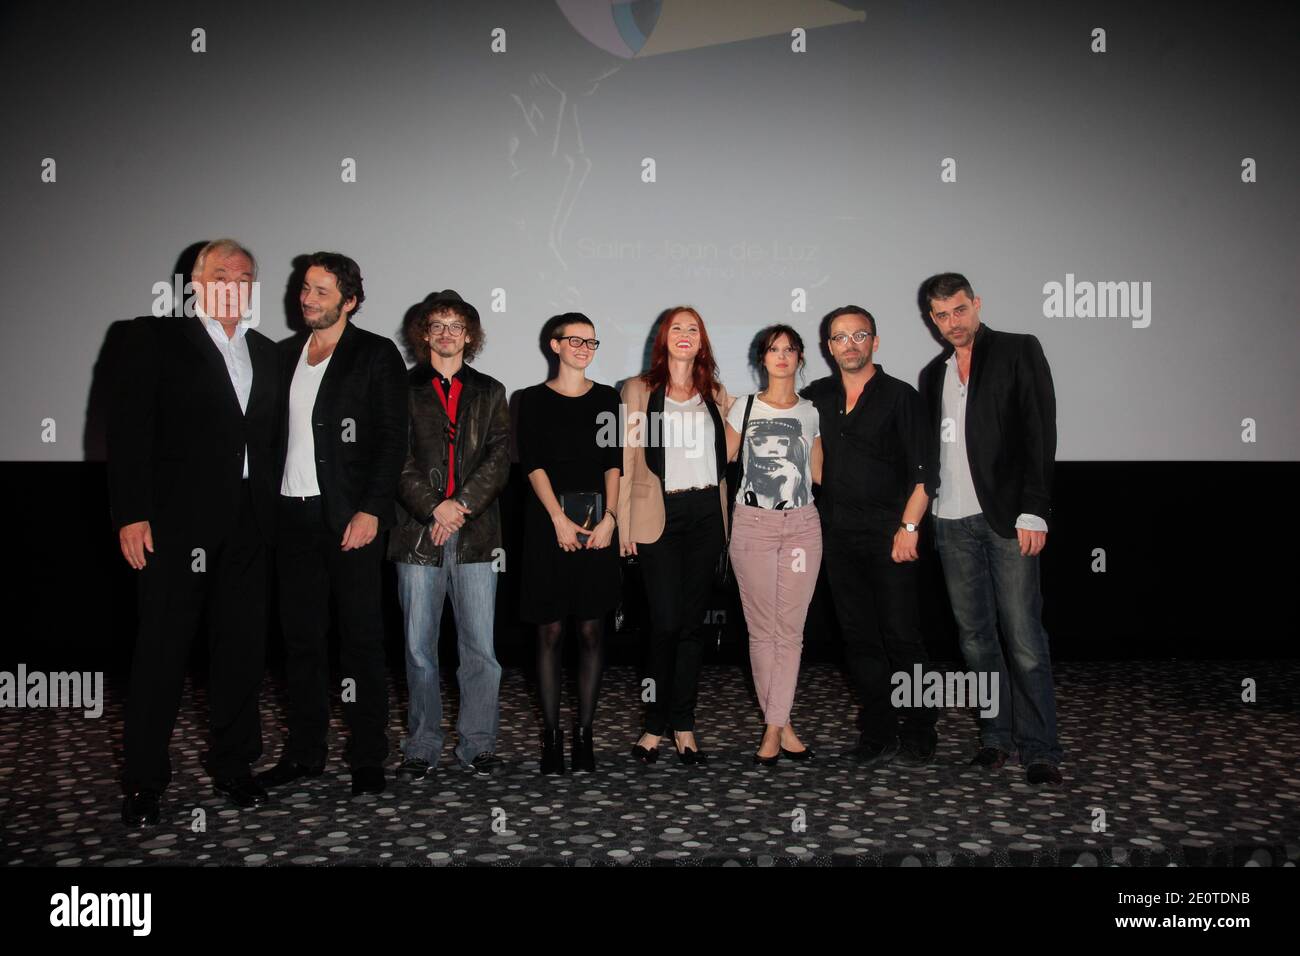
[724,325,823,764]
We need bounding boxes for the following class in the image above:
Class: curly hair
[405,297,485,365]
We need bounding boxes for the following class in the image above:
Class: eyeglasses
[428,322,466,336]
[556,336,600,350]
[829,331,874,345]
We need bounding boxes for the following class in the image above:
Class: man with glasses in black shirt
[801,306,939,767]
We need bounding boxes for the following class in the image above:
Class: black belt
[664,483,717,496]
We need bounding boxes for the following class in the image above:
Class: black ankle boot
[571,726,596,773]
[540,727,565,775]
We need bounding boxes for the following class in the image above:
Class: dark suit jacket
[108,314,281,543]
[277,321,408,536]
[918,322,1057,538]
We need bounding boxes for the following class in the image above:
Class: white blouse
[662,394,717,491]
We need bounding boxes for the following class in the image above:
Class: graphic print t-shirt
[725,394,820,510]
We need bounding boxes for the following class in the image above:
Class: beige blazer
[617,375,734,545]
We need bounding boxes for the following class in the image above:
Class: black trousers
[276,495,389,770]
[123,481,266,792]
[635,488,724,735]
[824,525,939,750]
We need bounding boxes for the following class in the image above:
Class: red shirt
[430,375,463,497]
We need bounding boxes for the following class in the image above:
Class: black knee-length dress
[517,381,623,624]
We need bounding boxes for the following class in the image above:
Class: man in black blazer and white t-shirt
[918,272,1063,786]
[257,252,407,797]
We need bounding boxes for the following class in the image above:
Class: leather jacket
[386,362,511,566]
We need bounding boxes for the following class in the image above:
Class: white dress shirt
[281,340,331,497]
[933,353,1047,531]
[197,308,252,478]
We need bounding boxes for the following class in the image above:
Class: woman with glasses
[723,325,823,765]
[517,313,622,774]
[618,306,733,765]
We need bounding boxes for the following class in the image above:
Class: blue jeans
[395,533,500,766]
[933,514,1062,766]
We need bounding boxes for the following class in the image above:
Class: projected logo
[556,0,865,57]
[506,1,860,368]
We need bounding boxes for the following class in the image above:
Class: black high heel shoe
[674,733,709,765]
[540,727,565,775]
[779,745,815,762]
[572,726,596,773]
[631,734,659,764]
[754,729,780,765]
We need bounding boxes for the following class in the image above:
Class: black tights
[536,618,604,731]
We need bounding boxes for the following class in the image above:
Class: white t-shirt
[726,394,820,510]
[281,340,332,497]
[662,394,717,491]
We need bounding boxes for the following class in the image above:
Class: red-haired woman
[618,307,733,764]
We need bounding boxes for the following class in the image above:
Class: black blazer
[643,384,728,488]
[108,314,281,543]
[918,322,1057,538]
[277,321,408,536]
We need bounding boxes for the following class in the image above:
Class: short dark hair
[822,305,876,339]
[920,272,975,309]
[307,251,365,317]
[544,312,595,342]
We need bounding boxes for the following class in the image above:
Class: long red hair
[640,306,722,400]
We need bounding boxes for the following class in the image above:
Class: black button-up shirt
[800,365,933,533]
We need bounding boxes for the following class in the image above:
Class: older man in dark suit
[110,238,281,825]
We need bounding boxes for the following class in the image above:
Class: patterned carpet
[2,661,1297,867]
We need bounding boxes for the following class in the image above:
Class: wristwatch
[900,521,918,533]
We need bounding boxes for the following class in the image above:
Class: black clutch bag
[559,491,603,545]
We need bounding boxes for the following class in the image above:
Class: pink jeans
[728,503,823,727]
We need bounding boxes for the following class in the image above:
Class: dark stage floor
[2,661,1297,867]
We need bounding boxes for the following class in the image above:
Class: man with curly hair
[387,291,511,778]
